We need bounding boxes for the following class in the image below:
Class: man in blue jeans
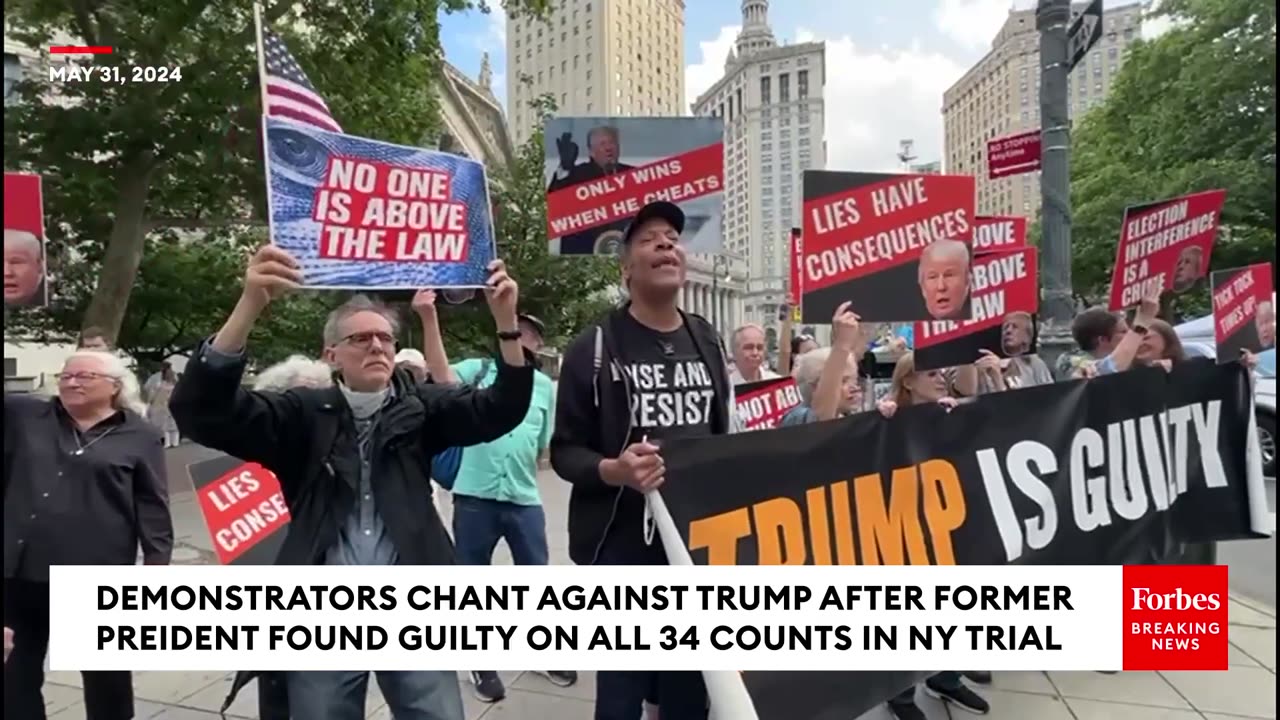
[443,313,578,703]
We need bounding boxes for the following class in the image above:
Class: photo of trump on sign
[918,238,972,320]
[3,173,47,308]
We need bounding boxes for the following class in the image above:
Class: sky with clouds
[440,0,1157,173]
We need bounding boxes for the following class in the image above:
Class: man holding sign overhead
[171,245,533,720]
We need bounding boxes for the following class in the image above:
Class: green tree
[1066,0,1276,318]
[2,0,547,343]
[4,229,337,371]
[415,93,620,359]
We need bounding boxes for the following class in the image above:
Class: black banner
[660,359,1263,719]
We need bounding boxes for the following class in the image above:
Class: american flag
[261,29,342,133]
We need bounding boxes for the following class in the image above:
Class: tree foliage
[2,0,548,342]
[1067,0,1276,318]
[418,93,620,359]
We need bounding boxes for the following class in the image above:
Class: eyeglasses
[57,372,115,383]
[341,331,397,350]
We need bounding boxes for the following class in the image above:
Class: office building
[691,0,826,349]
[942,2,1144,218]
[505,0,685,145]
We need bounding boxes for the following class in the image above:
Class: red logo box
[1122,565,1228,671]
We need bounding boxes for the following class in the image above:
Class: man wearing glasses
[170,245,534,720]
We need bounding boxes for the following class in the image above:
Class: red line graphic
[49,46,113,55]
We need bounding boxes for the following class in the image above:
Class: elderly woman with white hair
[3,349,172,720]
[781,302,896,425]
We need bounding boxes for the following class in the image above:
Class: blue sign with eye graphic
[264,117,496,289]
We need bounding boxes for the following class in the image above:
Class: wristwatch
[1132,323,1149,335]
[497,329,522,341]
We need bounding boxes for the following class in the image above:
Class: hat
[622,201,685,245]
[394,348,426,366]
[517,313,546,337]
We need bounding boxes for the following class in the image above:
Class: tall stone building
[691,0,826,350]
[942,2,1144,218]
[505,0,685,145]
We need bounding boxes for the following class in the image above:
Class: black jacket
[170,340,533,567]
[550,304,739,565]
[4,394,172,579]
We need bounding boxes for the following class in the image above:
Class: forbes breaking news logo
[1122,565,1228,671]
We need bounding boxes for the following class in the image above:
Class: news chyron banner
[1211,263,1276,363]
[913,248,1040,371]
[658,359,1269,718]
[735,377,802,431]
[1108,189,1227,310]
[544,117,724,256]
[264,117,496,289]
[800,171,975,323]
[188,455,288,565]
[972,215,1028,255]
[3,172,48,307]
[986,129,1041,179]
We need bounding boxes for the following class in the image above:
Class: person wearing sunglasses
[170,245,534,720]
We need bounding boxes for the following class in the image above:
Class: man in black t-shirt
[552,201,737,720]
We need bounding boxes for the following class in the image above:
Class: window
[561,60,567,73]
[1108,47,1118,59]
[761,131,773,141]
[798,70,809,100]
[761,119,771,129]
[562,92,567,105]
[538,71,543,83]
[1123,28,1134,40]
[573,25,579,35]
[586,69,592,80]
[798,126,809,137]
[760,76,771,104]
[779,73,790,102]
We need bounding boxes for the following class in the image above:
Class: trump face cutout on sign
[4,228,45,307]
[918,238,972,320]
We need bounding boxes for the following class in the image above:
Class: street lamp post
[1037,0,1076,366]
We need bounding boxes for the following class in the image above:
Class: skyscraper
[691,0,826,342]
[505,0,686,146]
[942,2,1144,218]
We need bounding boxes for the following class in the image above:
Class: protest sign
[972,215,1027,254]
[1108,189,1226,310]
[1211,264,1276,362]
[986,130,1041,179]
[188,455,288,565]
[800,171,975,323]
[544,117,724,255]
[657,358,1268,718]
[264,117,496,289]
[914,248,1040,370]
[3,172,48,307]
[735,377,802,430]
[788,228,802,308]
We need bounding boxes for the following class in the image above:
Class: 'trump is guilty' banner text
[1108,189,1226,310]
[265,117,496,289]
[543,117,724,256]
[914,248,1039,370]
[800,171,975,323]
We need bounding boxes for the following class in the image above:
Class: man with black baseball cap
[552,201,740,719]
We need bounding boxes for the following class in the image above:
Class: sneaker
[924,679,990,715]
[886,700,928,720]
[537,670,578,687]
[962,671,992,684]
[470,671,505,703]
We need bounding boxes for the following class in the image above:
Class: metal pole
[711,256,720,330]
[1037,0,1075,367]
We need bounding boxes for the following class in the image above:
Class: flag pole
[252,2,277,249]
[252,3,270,115]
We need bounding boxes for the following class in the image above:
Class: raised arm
[811,302,861,422]
[169,245,307,471]
[1098,291,1160,374]
[414,260,532,449]
[411,289,460,384]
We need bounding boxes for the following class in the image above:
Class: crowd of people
[4,198,1273,720]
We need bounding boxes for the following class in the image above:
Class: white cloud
[1141,0,1182,41]
[485,4,507,45]
[684,25,741,110]
[685,25,967,173]
[932,0,1015,50]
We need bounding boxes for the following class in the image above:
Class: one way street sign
[1067,0,1104,71]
